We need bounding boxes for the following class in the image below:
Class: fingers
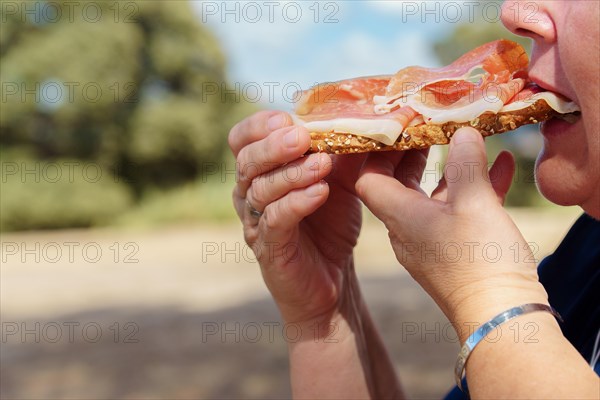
[236,125,311,195]
[230,110,311,226]
[488,150,515,205]
[325,152,368,193]
[246,153,332,213]
[259,181,330,246]
[365,149,429,194]
[233,151,332,247]
[395,149,430,194]
[432,136,515,206]
[355,153,425,223]
[358,150,405,186]
[228,111,292,157]
[445,128,496,207]
[431,173,449,201]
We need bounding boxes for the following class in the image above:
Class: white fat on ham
[373,96,407,115]
[408,115,424,126]
[377,90,579,126]
[500,91,580,113]
[339,84,367,100]
[405,93,505,124]
[373,66,487,108]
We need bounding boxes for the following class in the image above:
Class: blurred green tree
[433,11,531,64]
[432,8,547,207]
[1,0,253,230]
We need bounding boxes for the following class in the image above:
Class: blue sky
[192,1,504,107]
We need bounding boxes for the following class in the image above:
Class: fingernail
[283,127,299,148]
[305,181,326,197]
[452,128,479,145]
[268,114,287,131]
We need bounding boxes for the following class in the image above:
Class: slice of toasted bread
[307,100,563,154]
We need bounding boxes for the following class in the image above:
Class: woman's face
[501,1,600,217]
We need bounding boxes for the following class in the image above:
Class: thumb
[445,127,495,206]
[355,153,423,222]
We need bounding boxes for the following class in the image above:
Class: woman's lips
[528,75,582,139]
[528,75,578,104]
[540,114,582,138]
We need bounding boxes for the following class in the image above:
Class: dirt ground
[0,206,582,399]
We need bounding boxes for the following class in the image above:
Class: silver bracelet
[454,303,562,393]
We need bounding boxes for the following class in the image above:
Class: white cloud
[192,1,324,53]
[191,1,320,83]
[327,30,438,79]
[285,30,438,96]
[190,1,439,107]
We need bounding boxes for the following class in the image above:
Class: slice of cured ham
[293,76,418,145]
[383,39,528,99]
[292,40,580,150]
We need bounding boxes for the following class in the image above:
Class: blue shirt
[444,213,600,399]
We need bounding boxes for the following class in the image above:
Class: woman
[228,1,599,398]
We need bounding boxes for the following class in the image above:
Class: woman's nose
[500,0,556,44]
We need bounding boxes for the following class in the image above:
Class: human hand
[229,110,370,328]
[356,127,549,340]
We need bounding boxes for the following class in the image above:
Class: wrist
[286,306,380,400]
[445,280,550,343]
[286,297,398,400]
[283,309,351,346]
[279,256,368,339]
[283,291,371,347]
[284,273,402,400]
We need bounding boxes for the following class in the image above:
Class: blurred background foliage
[1,0,256,231]
[1,0,546,231]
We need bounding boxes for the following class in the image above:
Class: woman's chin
[535,152,585,207]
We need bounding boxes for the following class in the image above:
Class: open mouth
[526,78,581,124]
[541,109,583,138]
[556,112,581,124]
